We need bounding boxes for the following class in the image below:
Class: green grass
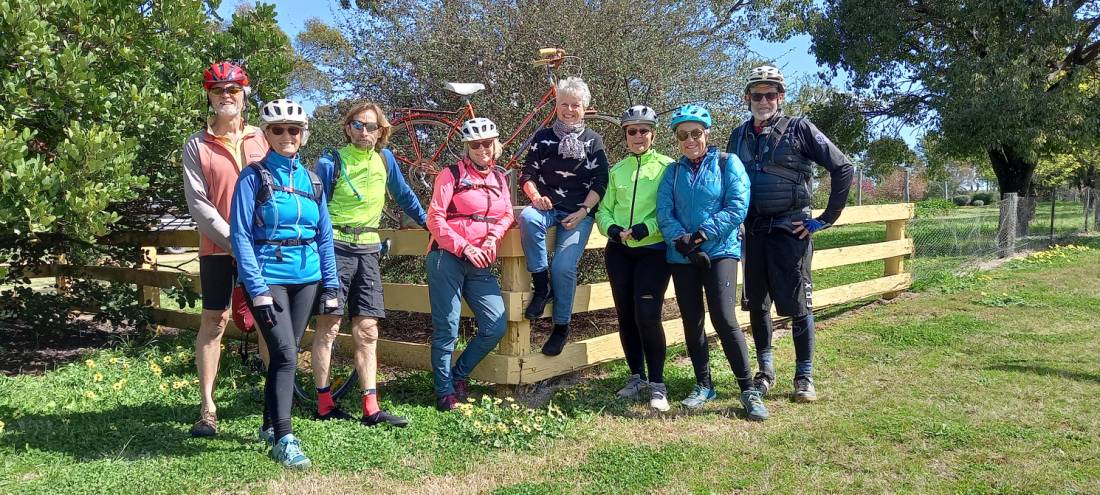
[3,243,1100,493]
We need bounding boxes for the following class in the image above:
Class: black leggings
[249,282,319,441]
[605,242,671,383]
[671,258,753,392]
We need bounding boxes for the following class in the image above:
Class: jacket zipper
[627,153,642,229]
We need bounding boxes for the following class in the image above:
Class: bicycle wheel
[292,333,360,404]
[385,116,465,227]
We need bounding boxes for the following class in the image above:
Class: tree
[806,1,1100,200]
[295,0,804,162]
[863,137,918,181]
[0,0,293,324]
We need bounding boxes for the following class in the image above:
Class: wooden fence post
[497,256,531,357]
[883,217,908,299]
[138,246,161,333]
[55,253,72,295]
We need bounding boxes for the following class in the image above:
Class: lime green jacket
[596,149,674,248]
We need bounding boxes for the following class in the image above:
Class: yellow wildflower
[159,383,168,391]
[473,420,482,428]
[109,357,120,365]
[83,391,97,400]
[85,359,96,368]
[0,420,5,433]
[93,372,104,382]
[504,397,515,402]
[162,355,172,364]
[122,363,130,370]
[112,380,126,391]
[510,403,520,411]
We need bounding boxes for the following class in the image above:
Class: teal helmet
[668,104,712,130]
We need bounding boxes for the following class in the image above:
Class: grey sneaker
[753,372,774,397]
[615,374,649,400]
[680,385,717,410]
[740,389,769,421]
[794,377,817,402]
[648,383,670,412]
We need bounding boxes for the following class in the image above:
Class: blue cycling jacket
[230,149,339,298]
[656,146,751,264]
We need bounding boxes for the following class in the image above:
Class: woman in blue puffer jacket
[230,99,339,469]
[656,104,767,421]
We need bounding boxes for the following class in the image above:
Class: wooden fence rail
[30,203,915,385]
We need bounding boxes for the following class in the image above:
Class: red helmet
[202,61,250,90]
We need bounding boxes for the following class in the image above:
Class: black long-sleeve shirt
[518,127,609,215]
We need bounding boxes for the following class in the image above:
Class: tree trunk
[988,145,1038,237]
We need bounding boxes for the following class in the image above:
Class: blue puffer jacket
[230,150,339,298]
[656,146,750,264]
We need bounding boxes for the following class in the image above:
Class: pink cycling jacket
[427,158,514,262]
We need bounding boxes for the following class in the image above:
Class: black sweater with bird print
[518,127,609,216]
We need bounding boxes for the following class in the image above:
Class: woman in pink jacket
[426,117,515,411]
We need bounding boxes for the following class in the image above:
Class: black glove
[687,250,711,269]
[253,301,281,331]
[319,287,341,314]
[607,225,625,244]
[690,230,708,246]
[629,223,649,240]
[674,236,694,255]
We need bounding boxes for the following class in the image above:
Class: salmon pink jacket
[426,158,514,262]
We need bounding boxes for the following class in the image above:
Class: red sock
[362,390,380,416]
[317,388,335,416]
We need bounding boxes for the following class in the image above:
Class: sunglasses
[269,126,302,136]
[750,92,780,102]
[208,86,243,96]
[349,120,381,132]
[625,128,652,137]
[468,140,494,150]
[675,128,705,142]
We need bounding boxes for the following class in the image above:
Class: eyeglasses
[675,128,705,142]
[269,126,302,136]
[468,140,494,150]
[208,86,243,96]
[348,120,381,132]
[750,92,780,102]
[626,128,652,137]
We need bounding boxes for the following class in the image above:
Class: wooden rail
[35,203,916,385]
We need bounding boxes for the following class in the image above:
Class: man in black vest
[726,65,853,403]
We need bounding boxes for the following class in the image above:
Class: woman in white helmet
[229,98,339,469]
[595,105,676,411]
[425,117,515,411]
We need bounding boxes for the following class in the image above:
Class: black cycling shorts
[741,223,813,317]
[325,247,385,319]
[199,255,235,311]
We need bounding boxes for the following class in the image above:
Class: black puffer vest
[727,114,814,218]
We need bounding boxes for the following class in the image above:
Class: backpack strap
[759,116,808,183]
[445,162,505,223]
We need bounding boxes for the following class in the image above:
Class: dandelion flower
[159,383,168,391]
[473,420,482,428]
[93,372,104,382]
[162,356,172,364]
[109,357,120,365]
[85,359,96,369]
[112,380,125,391]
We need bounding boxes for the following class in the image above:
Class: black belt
[256,237,315,261]
[447,213,500,224]
[336,225,379,235]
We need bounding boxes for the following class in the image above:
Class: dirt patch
[0,316,150,376]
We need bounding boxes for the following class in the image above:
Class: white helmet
[745,65,786,93]
[459,117,499,142]
[260,99,309,127]
[620,105,658,127]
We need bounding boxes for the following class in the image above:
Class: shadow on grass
[988,362,1100,385]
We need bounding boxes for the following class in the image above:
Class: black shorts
[199,255,236,311]
[741,222,813,317]
[326,248,385,318]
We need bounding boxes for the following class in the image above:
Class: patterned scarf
[552,120,587,160]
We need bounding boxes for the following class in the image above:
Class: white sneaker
[649,383,670,412]
[615,374,649,400]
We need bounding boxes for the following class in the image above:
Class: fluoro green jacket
[596,148,674,248]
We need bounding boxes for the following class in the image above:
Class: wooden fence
[30,203,914,385]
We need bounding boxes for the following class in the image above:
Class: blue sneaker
[680,385,717,410]
[270,434,311,469]
[258,426,274,446]
[740,389,769,421]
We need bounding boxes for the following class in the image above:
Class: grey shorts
[328,248,386,318]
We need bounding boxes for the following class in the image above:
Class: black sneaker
[524,271,554,319]
[752,372,774,398]
[361,410,409,427]
[541,324,570,356]
[314,407,355,421]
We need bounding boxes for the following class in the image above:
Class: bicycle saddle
[444,82,485,96]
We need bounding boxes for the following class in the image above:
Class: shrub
[915,198,957,217]
[972,191,997,204]
[971,199,985,206]
[952,194,971,206]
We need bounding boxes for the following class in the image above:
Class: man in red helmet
[181,61,271,437]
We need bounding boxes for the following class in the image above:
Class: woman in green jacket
[596,105,675,412]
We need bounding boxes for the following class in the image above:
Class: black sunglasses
[750,92,780,102]
[675,128,705,142]
[349,120,381,132]
[626,128,652,137]
[269,126,302,136]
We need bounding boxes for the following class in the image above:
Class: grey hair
[556,77,591,107]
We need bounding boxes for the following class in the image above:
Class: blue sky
[223,1,917,145]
